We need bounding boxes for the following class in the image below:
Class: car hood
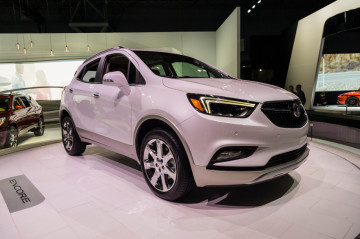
[344,91,360,96]
[162,77,298,103]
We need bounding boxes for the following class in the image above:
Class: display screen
[0,59,84,100]
[316,53,360,92]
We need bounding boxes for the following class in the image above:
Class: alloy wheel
[143,139,177,192]
[62,121,74,151]
[8,128,18,147]
[39,118,44,134]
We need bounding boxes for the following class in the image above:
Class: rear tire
[140,128,195,201]
[61,116,86,156]
[34,117,45,136]
[5,126,18,148]
[346,97,359,107]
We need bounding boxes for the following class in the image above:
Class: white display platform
[0,141,359,239]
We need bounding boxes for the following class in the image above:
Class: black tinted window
[20,97,31,108]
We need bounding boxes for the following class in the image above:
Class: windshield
[0,97,10,112]
[134,51,232,79]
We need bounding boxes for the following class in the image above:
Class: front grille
[261,100,307,128]
[266,144,308,168]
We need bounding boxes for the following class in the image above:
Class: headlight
[0,117,5,126]
[187,94,257,118]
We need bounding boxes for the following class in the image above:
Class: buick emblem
[292,103,301,118]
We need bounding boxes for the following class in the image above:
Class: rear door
[66,58,101,131]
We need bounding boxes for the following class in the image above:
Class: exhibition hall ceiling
[0,0,335,34]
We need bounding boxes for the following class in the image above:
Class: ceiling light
[16,42,20,50]
[65,45,69,52]
[259,69,263,72]
[30,41,34,48]
[247,9,251,13]
[23,47,27,54]
[87,45,90,52]
[258,0,261,4]
[252,5,256,9]
[50,49,54,56]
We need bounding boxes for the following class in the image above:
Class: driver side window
[104,54,145,85]
[104,54,129,79]
[13,97,24,110]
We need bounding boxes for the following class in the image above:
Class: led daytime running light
[199,97,256,114]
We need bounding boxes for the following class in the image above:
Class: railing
[0,86,64,94]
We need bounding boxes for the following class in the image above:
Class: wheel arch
[134,116,195,166]
[59,108,71,124]
[8,122,18,130]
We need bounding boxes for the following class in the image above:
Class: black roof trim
[83,46,124,63]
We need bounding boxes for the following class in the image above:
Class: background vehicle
[60,47,309,201]
[0,94,44,148]
[337,88,360,106]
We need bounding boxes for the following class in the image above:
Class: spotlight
[252,5,256,9]
[65,45,69,52]
[16,43,20,50]
[258,0,261,3]
[259,69,263,72]
[30,41,34,48]
[50,50,54,56]
[247,9,251,13]
[23,48,27,54]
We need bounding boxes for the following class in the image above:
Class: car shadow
[82,145,299,208]
[178,174,297,207]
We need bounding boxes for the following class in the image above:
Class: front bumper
[190,146,309,187]
[177,103,309,187]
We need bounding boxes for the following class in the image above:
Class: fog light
[209,146,257,165]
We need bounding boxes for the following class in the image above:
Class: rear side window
[79,59,100,83]
[20,97,31,108]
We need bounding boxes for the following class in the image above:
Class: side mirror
[15,105,24,110]
[103,71,131,96]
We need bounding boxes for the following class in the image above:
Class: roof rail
[84,46,124,63]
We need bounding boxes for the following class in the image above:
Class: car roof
[82,46,182,65]
[0,93,22,98]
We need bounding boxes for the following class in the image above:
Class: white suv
[60,46,309,201]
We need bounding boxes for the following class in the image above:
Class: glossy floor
[0,141,359,239]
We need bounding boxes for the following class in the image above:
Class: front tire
[140,128,195,201]
[5,126,18,148]
[61,116,86,156]
[34,117,45,136]
[346,97,359,107]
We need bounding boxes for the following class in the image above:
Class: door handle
[93,92,100,98]
[69,88,73,93]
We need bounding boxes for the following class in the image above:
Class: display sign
[316,53,360,92]
[0,174,45,213]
